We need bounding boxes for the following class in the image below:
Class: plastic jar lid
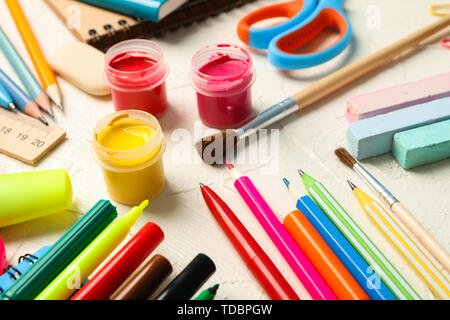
[105,39,169,92]
[93,110,166,173]
[190,44,255,97]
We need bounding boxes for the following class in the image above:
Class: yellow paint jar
[93,110,166,205]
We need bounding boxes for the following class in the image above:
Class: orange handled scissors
[238,0,352,70]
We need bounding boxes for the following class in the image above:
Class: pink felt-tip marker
[225,161,337,300]
[0,236,6,275]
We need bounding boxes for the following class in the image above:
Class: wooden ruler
[0,108,66,165]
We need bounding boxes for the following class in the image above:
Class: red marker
[200,183,299,300]
[71,222,164,300]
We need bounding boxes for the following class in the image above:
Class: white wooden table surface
[0,0,448,300]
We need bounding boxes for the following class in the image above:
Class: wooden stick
[293,16,450,108]
[391,202,450,272]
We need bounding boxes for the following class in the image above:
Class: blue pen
[0,81,15,111]
[0,246,50,296]
[0,27,53,117]
[283,178,397,300]
[77,0,188,22]
[0,68,47,125]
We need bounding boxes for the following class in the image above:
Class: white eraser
[49,42,110,96]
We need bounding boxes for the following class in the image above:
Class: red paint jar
[191,44,255,129]
[105,40,169,118]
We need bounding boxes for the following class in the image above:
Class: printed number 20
[31,139,45,147]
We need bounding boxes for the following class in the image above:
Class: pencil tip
[298,169,305,176]
[39,116,49,126]
[282,178,290,189]
[8,103,15,111]
[46,108,54,118]
[199,182,205,188]
[347,180,357,190]
[225,160,234,170]
[57,103,63,111]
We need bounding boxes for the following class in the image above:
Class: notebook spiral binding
[86,0,257,51]
[0,246,50,294]
[3,254,39,282]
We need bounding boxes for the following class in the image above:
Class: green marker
[1,200,117,300]
[194,284,219,300]
[298,169,421,300]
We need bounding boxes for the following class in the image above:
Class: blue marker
[283,178,397,300]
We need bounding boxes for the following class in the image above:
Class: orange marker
[282,178,369,300]
[283,210,370,300]
[6,0,63,110]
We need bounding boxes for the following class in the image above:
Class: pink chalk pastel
[346,72,450,123]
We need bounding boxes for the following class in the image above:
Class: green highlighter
[1,200,117,300]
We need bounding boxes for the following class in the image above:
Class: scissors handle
[268,0,352,70]
[429,4,450,17]
[237,0,317,50]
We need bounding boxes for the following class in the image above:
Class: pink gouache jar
[191,44,255,129]
[105,40,169,119]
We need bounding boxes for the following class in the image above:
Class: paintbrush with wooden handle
[335,147,450,274]
[197,15,450,164]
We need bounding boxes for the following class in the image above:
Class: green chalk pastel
[393,120,450,169]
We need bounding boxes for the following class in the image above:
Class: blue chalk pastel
[347,97,450,160]
[393,119,450,169]
[297,195,397,300]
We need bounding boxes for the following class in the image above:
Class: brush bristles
[335,147,357,168]
[195,130,239,165]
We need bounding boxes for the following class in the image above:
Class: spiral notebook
[45,0,257,52]
[0,246,50,294]
[77,0,190,22]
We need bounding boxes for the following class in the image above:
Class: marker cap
[111,254,172,300]
[156,253,216,300]
[0,169,73,227]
